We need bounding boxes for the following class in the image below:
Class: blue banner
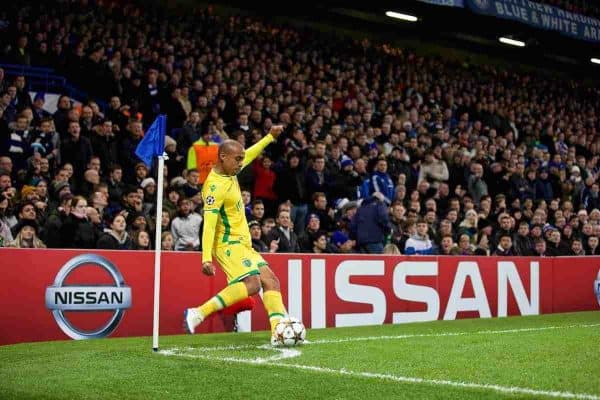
[416,0,464,6]
[465,0,600,43]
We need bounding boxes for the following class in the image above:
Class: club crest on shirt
[206,195,215,206]
[242,259,252,268]
[209,184,216,192]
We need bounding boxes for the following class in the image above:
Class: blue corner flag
[135,115,167,167]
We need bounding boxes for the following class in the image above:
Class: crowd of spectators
[0,0,599,256]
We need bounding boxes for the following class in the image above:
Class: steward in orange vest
[186,132,219,184]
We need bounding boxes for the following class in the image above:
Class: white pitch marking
[158,322,600,399]
[159,345,301,364]
[182,344,257,352]
[309,322,600,345]
[160,344,600,400]
[263,362,600,400]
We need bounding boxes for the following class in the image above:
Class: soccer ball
[271,317,306,347]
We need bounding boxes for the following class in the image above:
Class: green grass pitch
[1,311,599,399]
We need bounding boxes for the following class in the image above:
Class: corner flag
[135,114,166,167]
[135,114,168,352]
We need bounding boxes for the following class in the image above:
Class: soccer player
[184,125,288,339]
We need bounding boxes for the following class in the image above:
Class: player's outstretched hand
[202,261,216,276]
[269,125,284,139]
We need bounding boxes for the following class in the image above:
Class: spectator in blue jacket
[581,182,600,212]
[404,218,435,255]
[359,176,372,200]
[350,192,390,254]
[29,117,56,162]
[371,158,395,205]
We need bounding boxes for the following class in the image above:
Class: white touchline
[164,322,600,352]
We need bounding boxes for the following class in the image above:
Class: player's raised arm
[201,186,225,264]
[241,125,284,169]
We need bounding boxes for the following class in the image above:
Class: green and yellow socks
[196,284,287,333]
[263,290,287,332]
[197,282,248,319]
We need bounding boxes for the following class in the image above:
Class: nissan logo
[45,254,132,340]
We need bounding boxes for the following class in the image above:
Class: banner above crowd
[416,0,600,43]
[466,0,600,43]
[416,0,464,6]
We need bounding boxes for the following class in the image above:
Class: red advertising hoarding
[0,249,598,345]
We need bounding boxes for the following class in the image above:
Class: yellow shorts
[214,243,268,284]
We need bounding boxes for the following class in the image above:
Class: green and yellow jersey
[201,134,275,263]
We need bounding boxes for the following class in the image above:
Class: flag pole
[152,152,166,352]
[134,114,167,352]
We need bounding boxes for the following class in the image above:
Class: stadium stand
[0,0,599,256]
